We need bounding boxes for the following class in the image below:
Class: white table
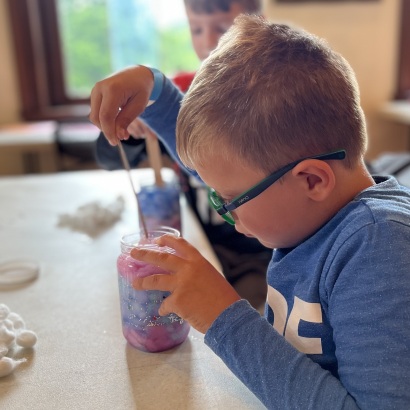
[0,169,264,409]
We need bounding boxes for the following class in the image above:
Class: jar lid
[0,260,40,288]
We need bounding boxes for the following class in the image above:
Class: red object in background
[172,71,196,93]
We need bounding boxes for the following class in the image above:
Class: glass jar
[137,169,181,232]
[117,227,190,352]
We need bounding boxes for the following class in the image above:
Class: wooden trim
[7,0,42,116]
[396,0,410,99]
[37,0,65,105]
[6,0,89,121]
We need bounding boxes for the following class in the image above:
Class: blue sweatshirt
[100,77,410,409]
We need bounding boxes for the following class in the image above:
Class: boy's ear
[291,160,336,201]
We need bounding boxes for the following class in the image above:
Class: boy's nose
[202,30,220,54]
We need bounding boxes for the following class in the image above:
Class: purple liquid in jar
[117,229,190,352]
[138,181,181,231]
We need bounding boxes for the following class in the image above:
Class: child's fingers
[115,96,148,141]
[157,294,182,317]
[130,247,181,272]
[158,298,173,317]
[89,88,103,131]
[155,235,199,259]
[89,87,120,144]
[132,274,175,292]
[94,91,123,145]
[127,118,148,138]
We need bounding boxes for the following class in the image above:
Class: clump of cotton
[0,304,37,377]
[58,195,125,237]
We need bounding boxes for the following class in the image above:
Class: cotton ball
[16,330,37,348]
[0,344,8,358]
[0,326,15,348]
[7,312,25,329]
[2,319,14,331]
[0,304,10,320]
[0,356,26,378]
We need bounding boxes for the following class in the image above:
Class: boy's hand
[127,118,154,139]
[89,65,154,146]
[131,235,241,334]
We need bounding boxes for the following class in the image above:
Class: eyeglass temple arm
[310,150,346,161]
[224,149,346,212]
[223,163,295,212]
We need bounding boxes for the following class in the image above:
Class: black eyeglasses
[208,149,346,225]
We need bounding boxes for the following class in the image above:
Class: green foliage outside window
[57,0,198,98]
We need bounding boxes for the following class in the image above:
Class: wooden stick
[145,136,165,187]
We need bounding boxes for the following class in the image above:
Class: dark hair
[184,0,262,14]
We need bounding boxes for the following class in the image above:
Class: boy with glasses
[90,15,410,409]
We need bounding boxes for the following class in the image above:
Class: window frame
[7,0,410,122]
[396,0,410,99]
[7,0,89,121]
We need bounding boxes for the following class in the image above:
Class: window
[7,0,197,121]
[56,0,198,98]
[7,0,410,122]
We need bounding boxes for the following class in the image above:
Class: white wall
[263,0,405,159]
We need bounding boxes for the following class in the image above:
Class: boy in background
[95,0,269,311]
[90,15,410,409]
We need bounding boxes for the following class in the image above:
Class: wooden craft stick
[145,136,165,187]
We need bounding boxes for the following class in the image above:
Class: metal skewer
[118,141,148,238]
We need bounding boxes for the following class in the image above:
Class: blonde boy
[91,15,410,409]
